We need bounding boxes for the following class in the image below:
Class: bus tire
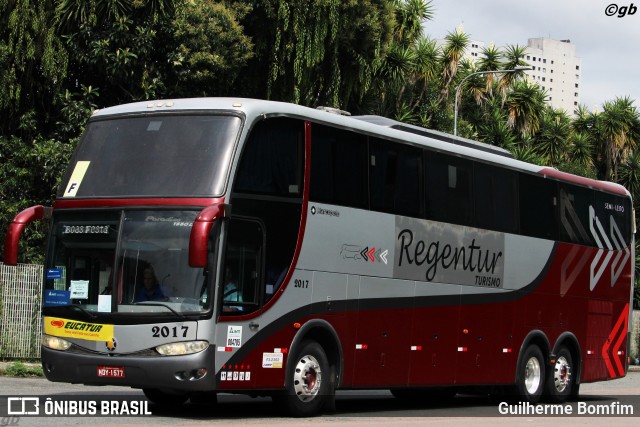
[545,346,573,403]
[276,340,332,417]
[142,388,189,406]
[515,345,545,403]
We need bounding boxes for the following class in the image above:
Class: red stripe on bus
[54,197,221,209]
[260,121,312,312]
[539,168,628,195]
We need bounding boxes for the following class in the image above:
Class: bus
[4,98,634,416]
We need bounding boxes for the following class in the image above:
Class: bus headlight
[42,334,72,351]
[155,341,209,356]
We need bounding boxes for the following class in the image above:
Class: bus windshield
[57,114,242,198]
[44,210,211,316]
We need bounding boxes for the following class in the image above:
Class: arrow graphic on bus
[341,244,388,265]
[588,206,630,291]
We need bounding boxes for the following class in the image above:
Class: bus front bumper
[41,345,217,392]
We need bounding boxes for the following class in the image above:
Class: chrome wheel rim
[524,356,542,395]
[293,354,322,402]
[553,356,571,393]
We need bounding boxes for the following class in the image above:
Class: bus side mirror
[3,205,52,265]
[189,204,226,268]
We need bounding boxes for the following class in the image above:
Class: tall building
[523,38,582,114]
[436,34,582,114]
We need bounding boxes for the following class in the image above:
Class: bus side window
[234,118,302,196]
[474,163,518,233]
[558,184,593,245]
[310,124,367,209]
[425,151,472,226]
[221,218,264,314]
[370,138,423,217]
[520,173,558,240]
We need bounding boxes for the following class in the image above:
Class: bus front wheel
[515,345,545,403]
[275,340,332,417]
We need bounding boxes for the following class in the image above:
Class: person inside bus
[222,266,243,312]
[135,267,166,302]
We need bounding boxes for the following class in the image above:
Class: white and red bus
[4,98,634,416]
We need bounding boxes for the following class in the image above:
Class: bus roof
[91,98,630,197]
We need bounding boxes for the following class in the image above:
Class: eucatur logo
[50,319,64,328]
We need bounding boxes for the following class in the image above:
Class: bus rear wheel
[545,346,573,403]
[275,340,332,417]
[515,345,545,403]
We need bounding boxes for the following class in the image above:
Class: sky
[422,0,640,111]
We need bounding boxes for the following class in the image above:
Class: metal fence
[0,262,42,359]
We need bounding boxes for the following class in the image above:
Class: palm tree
[477,103,517,150]
[477,44,503,93]
[408,36,439,108]
[393,0,434,47]
[498,45,528,100]
[438,28,469,105]
[569,132,595,170]
[596,96,640,180]
[536,109,572,166]
[618,150,640,203]
[506,79,547,138]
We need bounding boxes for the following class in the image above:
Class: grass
[0,361,43,377]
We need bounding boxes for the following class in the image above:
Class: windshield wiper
[60,304,98,320]
[132,302,186,320]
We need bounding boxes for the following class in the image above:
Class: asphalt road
[1,371,639,426]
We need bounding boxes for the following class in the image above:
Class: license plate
[97,366,125,378]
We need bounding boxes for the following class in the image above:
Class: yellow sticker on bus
[63,161,91,197]
[44,316,114,341]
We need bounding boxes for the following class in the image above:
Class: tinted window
[222,218,264,315]
[593,192,632,248]
[558,184,593,245]
[58,115,241,198]
[474,163,518,233]
[310,124,367,209]
[370,139,422,217]
[425,151,472,226]
[234,118,303,196]
[520,174,557,239]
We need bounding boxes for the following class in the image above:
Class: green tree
[596,96,640,181]
[0,0,68,135]
[476,98,517,150]
[497,44,528,100]
[477,44,502,92]
[506,79,546,138]
[618,150,640,206]
[243,0,394,107]
[437,28,469,105]
[169,0,254,97]
[536,109,572,166]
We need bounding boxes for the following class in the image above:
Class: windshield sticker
[44,290,71,307]
[98,295,112,312]
[63,161,91,197]
[226,325,242,348]
[44,316,114,341]
[70,280,89,299]
[46,268,63,279]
